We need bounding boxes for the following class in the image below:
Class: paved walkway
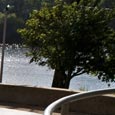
[0,107,42,115]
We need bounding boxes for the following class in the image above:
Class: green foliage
[0,0,114,44]
[18,0,115,85]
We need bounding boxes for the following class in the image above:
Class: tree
[18,0,115,88]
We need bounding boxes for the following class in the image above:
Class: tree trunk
[52,69,71,89]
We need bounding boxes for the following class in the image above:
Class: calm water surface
[0,46,115,91]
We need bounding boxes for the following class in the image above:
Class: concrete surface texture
[0,107,41,115]
[0,84,114,115]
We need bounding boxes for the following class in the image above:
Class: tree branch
[72,69,86,78]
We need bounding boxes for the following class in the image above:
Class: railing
[43,88,115,115]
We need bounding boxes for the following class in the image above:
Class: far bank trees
[18,0,115,88]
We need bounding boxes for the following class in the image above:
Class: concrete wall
[0,84,115,115]
[0,84,77,107]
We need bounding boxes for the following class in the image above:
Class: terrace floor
[0,102,43,115]
[0,107,41,115]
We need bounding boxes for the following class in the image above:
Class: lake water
[0,45,115,91]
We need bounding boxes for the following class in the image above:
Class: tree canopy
[18,0,115,88]
[0,0,115,44]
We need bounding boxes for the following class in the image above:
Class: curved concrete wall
[0,84,114,115]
